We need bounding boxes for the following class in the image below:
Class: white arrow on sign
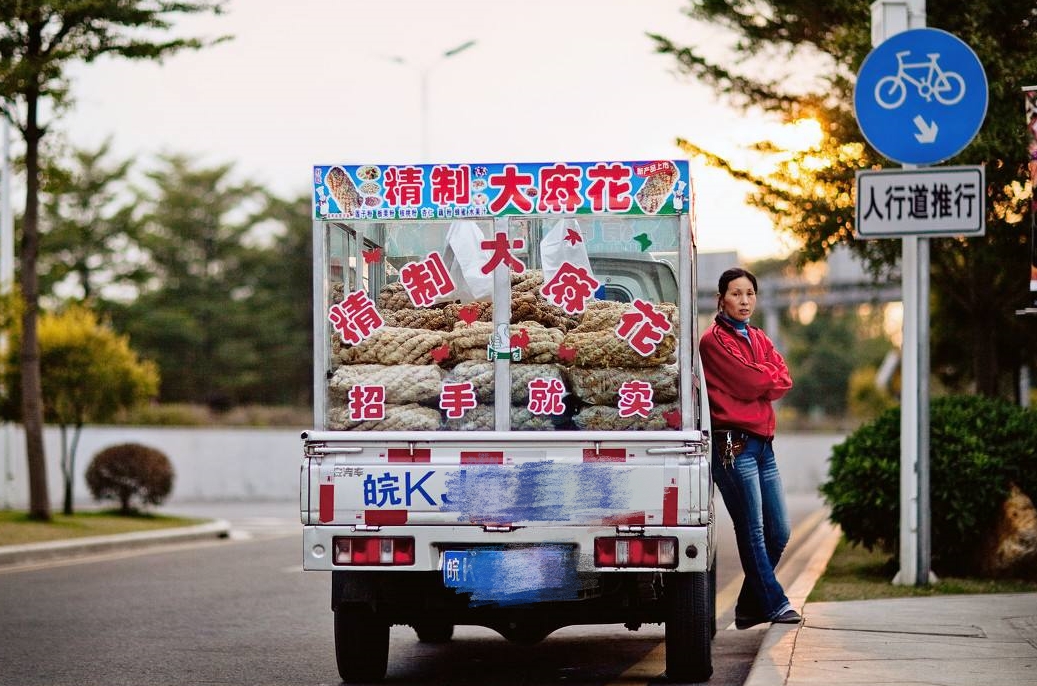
[912,115,938,143]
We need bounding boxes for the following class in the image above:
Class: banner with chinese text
[313,160,690,220]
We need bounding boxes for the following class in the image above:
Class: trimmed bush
[820,394,1037,576]
[85,443,174,515]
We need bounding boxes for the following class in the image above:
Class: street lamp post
[387,40,477,161]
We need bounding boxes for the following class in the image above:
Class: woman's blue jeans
[712,433,792,620]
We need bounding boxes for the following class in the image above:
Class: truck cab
[302,160,715,682]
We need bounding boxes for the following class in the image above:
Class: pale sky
[57,0,809,260]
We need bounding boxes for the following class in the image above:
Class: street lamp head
[443,40,477,58]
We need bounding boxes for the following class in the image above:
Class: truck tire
[334,603,389,683]
[414,622,454,643]
[664,571,713,682]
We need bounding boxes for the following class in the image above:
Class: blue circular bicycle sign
[854,28,987,165]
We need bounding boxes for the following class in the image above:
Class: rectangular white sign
[855,166,985,239]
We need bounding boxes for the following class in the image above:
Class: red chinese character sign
[348,385,385,421]
[617,381,654,418]
[615,299,673,357]
[528,378,566,416]
[314,161,690,220]
[329,291,384,345]
[399,251,456,307]
[480,232,526,275]
[540,263,599,315]
[440,382,478,419]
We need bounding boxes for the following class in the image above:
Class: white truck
[301,159,716,682]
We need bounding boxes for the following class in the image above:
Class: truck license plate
[442,546,578,605]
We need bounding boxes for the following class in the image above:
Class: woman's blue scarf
[719,312,751,341]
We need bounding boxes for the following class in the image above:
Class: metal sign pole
[898,232,919,585]
[860,3,986,585]
[916,234,931,584]
[869,0,930,586]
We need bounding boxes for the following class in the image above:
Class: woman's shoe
[734,614,767,630]
[772,609,803,624]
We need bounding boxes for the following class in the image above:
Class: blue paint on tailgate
[440,462,635,524]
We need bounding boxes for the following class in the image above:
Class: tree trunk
[59,424,82,516]
[21,86,49,520]
[973,323,999,397]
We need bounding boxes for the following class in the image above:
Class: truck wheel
[334,603,389,683]
[414,622,454,643]
[665,572,713,682]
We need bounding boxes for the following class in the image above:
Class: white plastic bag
[540,218,596,285]
[441,220,493,301]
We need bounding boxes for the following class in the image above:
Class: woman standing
[699,267,801,628]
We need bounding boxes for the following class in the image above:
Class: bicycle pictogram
[874,50,966,110]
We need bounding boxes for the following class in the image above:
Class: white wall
[0,425,303,509]
[0,425,842,510]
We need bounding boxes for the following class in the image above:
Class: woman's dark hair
[717,267,758,296]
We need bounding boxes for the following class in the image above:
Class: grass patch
[0,509,205,547]
[809,536,1037,602]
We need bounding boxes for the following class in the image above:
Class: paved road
[0,495,822,686]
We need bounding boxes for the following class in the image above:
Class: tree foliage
[37,138,145,303]
[106,157,306,408]
[2,304,159,514]
[781,306,891,417]
[235,193,314,407]
[652,1,1037,399]
[0,0,227,519]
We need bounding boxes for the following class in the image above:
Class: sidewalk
[0,519,230,568]
[746,520,1037,686]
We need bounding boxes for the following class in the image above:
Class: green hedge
[820,394,1037,576]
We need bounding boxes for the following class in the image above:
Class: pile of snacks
[449,321,563,364]
[444,361,566,404]
[565,365,678,405]
[560,301,679,430]
[326,270,680,431]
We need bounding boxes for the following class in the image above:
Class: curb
[0,519,232,568]
[742,517,842,686]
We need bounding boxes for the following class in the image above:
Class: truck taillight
[594,537,678,568]
[332,537,415,566]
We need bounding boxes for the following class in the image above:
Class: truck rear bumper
[302,524,712,573]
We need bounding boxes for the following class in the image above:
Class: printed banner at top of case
[313,160,690,220]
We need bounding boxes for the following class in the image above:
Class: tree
[39,138,145,304]
[781,305,891,418]
[2,304,159,514]
[0,0,226,519]
[240,193,313,406]
[651,1,1037,399]
[107,154,266,406]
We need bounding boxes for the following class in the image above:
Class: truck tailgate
[303,432,709,528]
